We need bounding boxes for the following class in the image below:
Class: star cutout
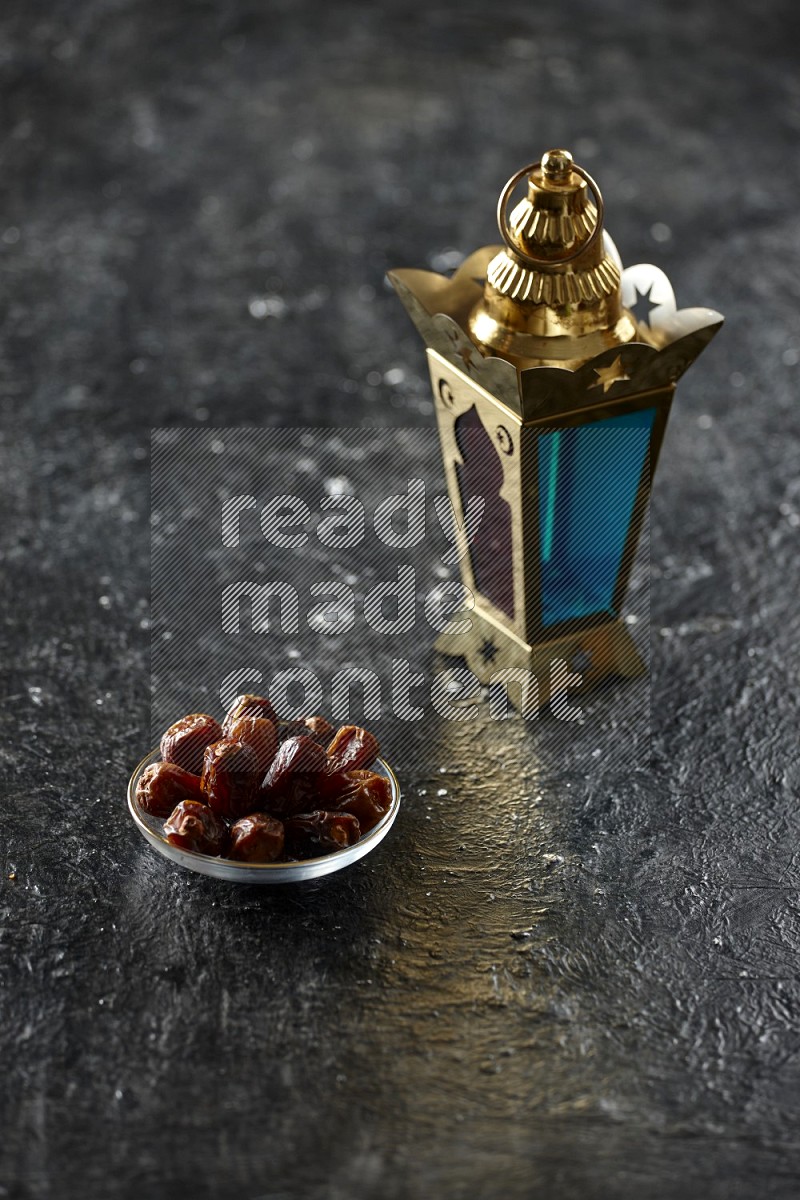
[443,323,479,374]
[630,283,660,328]
[454,339,478,373]
[592,355,631,394]
[479,638,498,664]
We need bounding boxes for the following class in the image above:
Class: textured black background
[2,1,800,1197]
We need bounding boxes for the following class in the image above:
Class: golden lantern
[389,149,723,708]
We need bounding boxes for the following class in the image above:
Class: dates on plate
[201,739,260,820]
[160,713,223,775]
[164,800,228,856]
[145,704,391,864]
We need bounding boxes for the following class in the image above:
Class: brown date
[302,715,335,745]
[262,735,328,791]
[333,770,391,834]
[327,724,379,774]
[201,739,260,820]
[262,772,324,819]
[224,715,278,775]
[136,761,202,818]
[222,693,276,735]
[284,811,361,859]
[160,713,223,775]
[228,813,285,863]
[164,800,228,856]
[312,768,352,805]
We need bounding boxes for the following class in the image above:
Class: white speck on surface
[650,222,671,242]
[323,476,353,496]
[249,294,287,320]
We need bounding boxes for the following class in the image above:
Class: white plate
[127,748,401,884]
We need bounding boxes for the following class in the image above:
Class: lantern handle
[497,159,605,269]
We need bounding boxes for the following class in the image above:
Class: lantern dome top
[499,148,601,267]
[468,149,636,368]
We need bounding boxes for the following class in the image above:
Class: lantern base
[435,607,645,712]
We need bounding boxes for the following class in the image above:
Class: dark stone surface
[2,1,800,1197]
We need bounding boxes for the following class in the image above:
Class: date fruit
[263,773,324,819]
[334,770,391,834]
[136,761,202,817]
[164,799,228,856]
[224,715,278,775]
[201,739,260,820]
[302,715,335,745]
[327,725,379,774]
[222,693,277,735]
[263,735,328,791]
[284,811,361,859]
[228,813,285,863]
[160,713,223,775]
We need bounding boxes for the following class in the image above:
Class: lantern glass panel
[537,408,657,628]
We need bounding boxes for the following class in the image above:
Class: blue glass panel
[538,408,656,627]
